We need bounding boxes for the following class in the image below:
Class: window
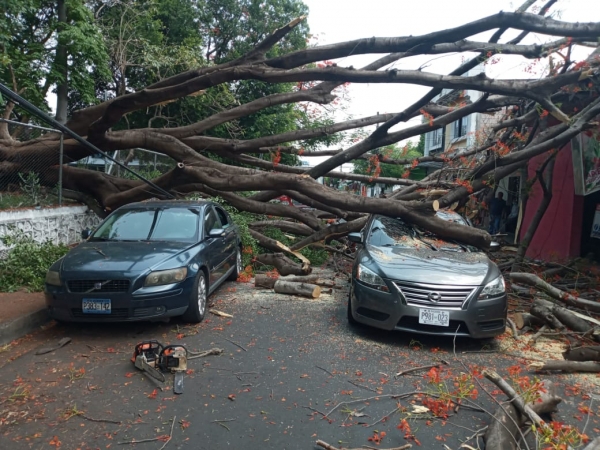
[204,207,222,236]
[215,207,229,228]
[453,116,469,139]
[427,128,443,152]
[91,208,199,242]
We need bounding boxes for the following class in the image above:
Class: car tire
[347,288,359,326]
[227,247,242,281]
[182,271,208,323]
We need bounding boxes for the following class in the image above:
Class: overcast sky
[299,0,600,159]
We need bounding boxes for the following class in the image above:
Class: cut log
[273,280,320,298]
[583,437,600,450]
[530,303,567,331]
[484,403,520,450]
[533,299,600,342]
[483,378,561,450]
[255,253,311,276]
[510,272,600,313]
[563,345,600,362]
[513,312,544,330]
[530,360,600,373]
[280,275,336,287]
[255,274,278,289]
[255,274,337,289]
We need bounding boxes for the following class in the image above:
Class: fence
[0,118,65,210]
[0,82,176,213]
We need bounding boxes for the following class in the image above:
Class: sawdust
[498,329,600,391]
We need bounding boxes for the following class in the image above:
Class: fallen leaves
[148,389,158,399]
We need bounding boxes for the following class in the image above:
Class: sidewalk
[0,291,50,346]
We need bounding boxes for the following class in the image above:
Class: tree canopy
[2,0,600,269]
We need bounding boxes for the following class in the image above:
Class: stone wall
[0,205,100,251]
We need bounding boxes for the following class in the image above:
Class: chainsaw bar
[135,354,166,383]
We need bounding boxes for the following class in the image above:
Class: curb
[0,308,50,346]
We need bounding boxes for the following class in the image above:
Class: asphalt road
[1,265,598,449]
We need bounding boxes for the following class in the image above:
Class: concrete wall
[0,205,100,251]
[520,145,583,262]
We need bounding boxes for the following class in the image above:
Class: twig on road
[347,380,377,392]
[222,338,247,352]
[158,415,176,450]
[315,365,334,377]
[395,361,448,378]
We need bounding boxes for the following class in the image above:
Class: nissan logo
[428,292,441,302]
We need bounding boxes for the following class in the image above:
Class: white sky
[299,0,600,164]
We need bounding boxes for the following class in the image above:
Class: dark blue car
[44,200,242,323]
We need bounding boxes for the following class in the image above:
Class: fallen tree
[2,1,600,272]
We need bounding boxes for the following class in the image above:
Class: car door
[203,206,226,286]
[214,206,237,272]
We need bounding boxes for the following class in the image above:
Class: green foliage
[207,196,329,267]
[1,0,110,113]
[18,172,43,205]
[0,231,69,292]
[209,196,262,267]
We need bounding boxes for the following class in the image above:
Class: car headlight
[144,267,188,287]
[478,276,505,300]
[45,270,62,286]
[356,264,389,292]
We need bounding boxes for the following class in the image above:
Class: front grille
[71,308,129,319]
[68,280,130,293]
[393,281,476,309]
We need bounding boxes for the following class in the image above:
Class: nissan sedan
[347,211,507,339]
[44,201,242,323]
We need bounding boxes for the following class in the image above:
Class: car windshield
[91,207,200,242]
[367,213,475,252]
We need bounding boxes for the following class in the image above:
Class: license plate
[418,308,449,327]
[82,299,111,314]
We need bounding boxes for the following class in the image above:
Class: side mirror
[81,229,92,240]
[208,228,225,238]
[489,241,501,252]
[348,232,363,244]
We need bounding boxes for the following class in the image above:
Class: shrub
[0,231,69,292]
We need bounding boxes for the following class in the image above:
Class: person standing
[489,192,506,235]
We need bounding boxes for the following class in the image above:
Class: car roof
[118,200,213,210]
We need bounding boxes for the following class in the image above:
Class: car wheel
[347,288,359,326]
[182,271,208,323]
[227,247,242,281]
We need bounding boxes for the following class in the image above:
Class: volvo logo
[428,292,442,303]
[94,282,103,290]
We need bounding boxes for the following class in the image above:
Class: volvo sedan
[347,211,507,339]
[44,201,242,323]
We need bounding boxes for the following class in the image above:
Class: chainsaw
[131,340,165,383]
[131,341,187,393]
[158,345,188,394]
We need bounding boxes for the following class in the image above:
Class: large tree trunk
[55,0,68,125]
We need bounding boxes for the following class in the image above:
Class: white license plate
[82,299,111,314]
[418,308,450,327]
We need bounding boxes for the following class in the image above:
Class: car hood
[60,241,194,276]
[366,244,494,286]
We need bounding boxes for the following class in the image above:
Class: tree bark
[55,0,68,124]
[510,273,600,313]
[255,274,278,289]
[531,360,600,372]
[513,312,544,330]
[273,280,320,298]
[563,346,600,362]
[255,253,311,276]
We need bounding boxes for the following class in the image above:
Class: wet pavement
[1,266,598,449]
